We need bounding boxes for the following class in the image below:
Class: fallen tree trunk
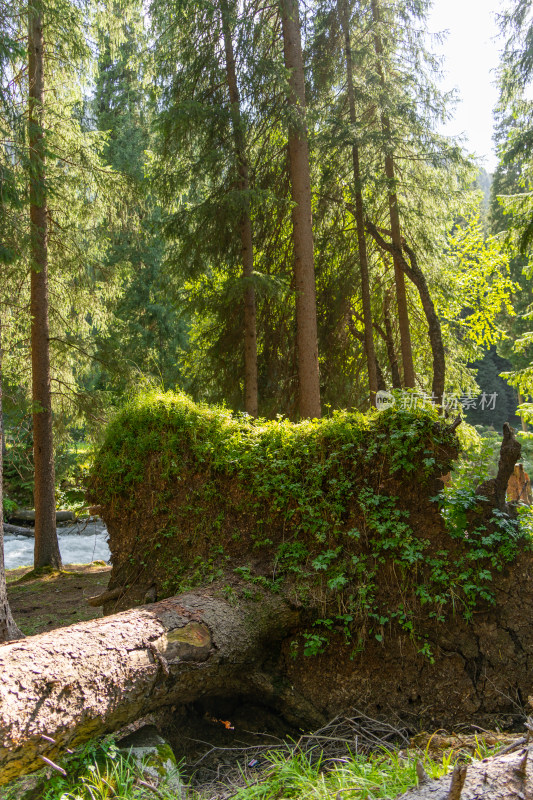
[7,509,76,525]
[5,399,533,787]
[398,744,533,800]
[0,591,302,785]
[86,585,125,607]
[3,523,34,538]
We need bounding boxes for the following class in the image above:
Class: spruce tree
[338,0,378,405]
[1,0,123,568]
[490,1,533,404]
[91,10,186,396]
[150,0,262,413]
[28,0,61,569]
[280,0,321,419]
[220,0,258,416]
[0,18,25,637]
[369,0,415,389]
[308,0,466,402]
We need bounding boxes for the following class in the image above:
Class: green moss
[89,391,529,656]
[143,743,176,777]
[90,390,454,526]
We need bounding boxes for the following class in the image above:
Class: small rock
[117,725,182,794]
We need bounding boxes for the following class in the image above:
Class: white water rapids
[4,518,110,570]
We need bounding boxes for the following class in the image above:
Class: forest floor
[5,562,111,636]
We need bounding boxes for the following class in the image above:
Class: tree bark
[395,745,533,800]
[220,0,258,417]
[366,220,445,401]
[518,391,529,432]
[0,317,24,644]
[348,309,385,392]
[280,0,321,419]
[28,4,61,570]
[338,0,378,407]
[477,422,522,512]
[0,591,301,785]
[370,0,415,389]
[400,239,445,402]
[382,289,402,389]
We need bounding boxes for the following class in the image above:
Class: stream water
[4,518,111,570]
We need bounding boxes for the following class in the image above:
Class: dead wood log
[477,423,522,511]
[507,464,532,505]
[0,591,301,785]
[3,523,34,538]
[447,763,467,800]
[397,744,533,800]
[86,586,126,607]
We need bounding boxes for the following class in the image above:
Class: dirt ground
[6,562,111,636]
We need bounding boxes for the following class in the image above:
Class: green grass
[6,564,111,636]
[230,750,434,800]
[7,734,501,800]
[223,741,499,800]
[6,740,180,800]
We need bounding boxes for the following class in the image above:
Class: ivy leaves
[90,390,529,659]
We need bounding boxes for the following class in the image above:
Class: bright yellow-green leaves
[444,207,517,347]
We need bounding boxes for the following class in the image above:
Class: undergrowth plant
[4,734,502,800]
[89,391,532,658]
[450,426,501,491]
[227,747,466,800]
[11,739,180,800]
[3,434,92,514]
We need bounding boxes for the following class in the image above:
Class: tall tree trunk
[280,0,321,419]
[28,4,61,570]
[339,0,378,407]
[366,221,445,402]
[370,0,415,389]
[382,289,402,389]
[220,0,258,417]
[347,310,385,392]
[0,317,24,644]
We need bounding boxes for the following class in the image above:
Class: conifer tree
[490,0,533,403]
[369,0,415,389]
[91,10,185,396]
[280,0,321,418]
[338,0,378,405]
[28,0,61,569]
[220,0,258,416]
[308,0,464,402]
[0,18,24,639]
[2,0,122,567]
[151,0,262,414]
